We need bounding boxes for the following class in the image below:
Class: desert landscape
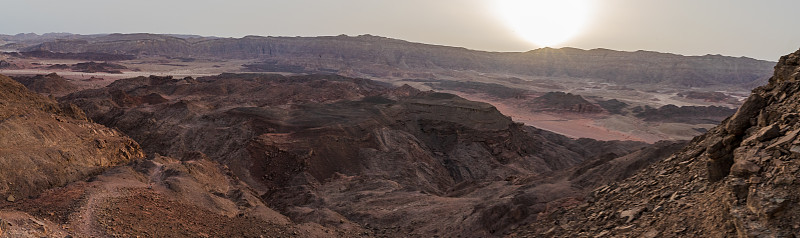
[2,1,800,237]
[0,33,772,143]
[0,32,796,237]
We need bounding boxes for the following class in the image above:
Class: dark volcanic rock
[0,60,19,69]
[678,91,735,103]
[47,63,71,70]
[71,61,127,73]
[635,104,737,124]
[532,91,604,113]
[597,99,629,114]
[513,49,800,238]
[425,80,527,99]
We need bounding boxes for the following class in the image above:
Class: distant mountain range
[2,33,776,88]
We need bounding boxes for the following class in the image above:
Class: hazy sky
[3,0,799,61]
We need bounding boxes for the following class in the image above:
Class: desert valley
[0,31,798,238]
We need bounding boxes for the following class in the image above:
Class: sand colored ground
[449,92,703,143]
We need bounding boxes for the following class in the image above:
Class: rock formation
[70,61,127,73]
[0,60,19,69]
[532,92,604,113]
[634,104,737,124]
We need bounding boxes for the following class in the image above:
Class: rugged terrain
[0,32,792,237]
[0,33,774,142]
[513,49,800,237]
[0,74,338,237]
[58,73,683,237]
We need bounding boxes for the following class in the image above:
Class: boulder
[730,159,761,177]
[755,124,781,142]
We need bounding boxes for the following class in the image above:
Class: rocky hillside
[0,73,319,237]
[513,49,800,237]
[0,74,143,202]
[18,33,775,88]
[532,92,604,113]
[10,73,79,97]
[60,73,683,237]
[634,104,737,124]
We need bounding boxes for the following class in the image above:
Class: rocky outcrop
[0,74,144,201]
[513,49,800,237]
[678,91,736,103]
[11,73,79,97]
[531,92,604,113]
[423,80,527,99]
[71,61,127,73]
[22,33,775,88]
[0,60,19,69]
[597,99,628,115]
[634,104,737,124]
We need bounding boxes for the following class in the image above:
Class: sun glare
[495,0,593,48]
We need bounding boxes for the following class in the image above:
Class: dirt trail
[70,172,150,236]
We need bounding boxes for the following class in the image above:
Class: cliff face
[514,49,800,237]
[22,34,775,88]
[0,74,144,201]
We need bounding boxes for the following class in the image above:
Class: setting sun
[495,0,593,47]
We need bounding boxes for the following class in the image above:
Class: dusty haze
[1,0,799,60]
